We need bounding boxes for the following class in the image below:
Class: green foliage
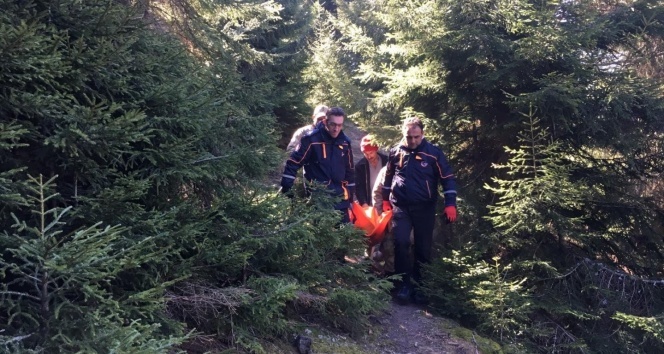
[0,121,28,211]
[470,257,530,347]
[613,313,664,345]
[233,191,390,338]
[0,175,188,352]
[423,249,480,322]
[234,276,300,349]
[4,0,664,352]
[527,258,664,353]
[485,106,587,249]
[154,0,318,146]
[425,250,532,351]
[302,6,369,117]
[164,188,389,352]
[0,0,392,352]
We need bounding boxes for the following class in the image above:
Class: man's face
[325,115,344,138]
[403,125,423,149]
[363,149,378,162]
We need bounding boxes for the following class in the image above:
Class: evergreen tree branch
[0,291,41,301]
[545,257,664,286]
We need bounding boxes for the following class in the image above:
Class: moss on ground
[437,319,503,354]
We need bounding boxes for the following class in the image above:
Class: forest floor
[299,299,491,354]
[188,298,494,354]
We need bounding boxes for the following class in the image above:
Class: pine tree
[485,106,587,250]
[0,175,188,352]
[470,257,530,349]
[149,0,318,147]
[482,107,590,351]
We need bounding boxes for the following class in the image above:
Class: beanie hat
[360,135,379,152]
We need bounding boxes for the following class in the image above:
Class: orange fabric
[351,201,393,247]
[341,181,349,201]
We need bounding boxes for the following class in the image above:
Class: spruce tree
[485,106,587,250]
[0,175,188,352]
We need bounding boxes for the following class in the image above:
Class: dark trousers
[392,203,436,285]
[337,207,350,224]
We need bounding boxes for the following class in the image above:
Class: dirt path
[357,301,480,354]
[305,294,484,354]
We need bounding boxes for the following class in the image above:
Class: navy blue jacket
[381,139,457,207]
[281,126,355,209]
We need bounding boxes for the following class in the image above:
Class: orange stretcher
[350,201,392,247]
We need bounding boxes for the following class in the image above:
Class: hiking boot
[395,284,412,305]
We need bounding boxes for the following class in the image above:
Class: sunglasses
[327,122,343,129]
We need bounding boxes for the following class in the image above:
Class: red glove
[382,201,392,212]
[444,206,457,223]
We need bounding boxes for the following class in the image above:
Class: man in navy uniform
[382,117,457,304]
[280,107,355,223]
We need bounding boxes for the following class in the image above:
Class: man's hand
[444,205,457,223]
[382,201,392,212]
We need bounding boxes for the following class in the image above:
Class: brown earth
[354,301,482,354]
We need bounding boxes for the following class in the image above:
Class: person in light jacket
[286,105,328,153]
[354,134,387,207]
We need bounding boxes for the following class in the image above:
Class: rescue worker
[280,107,355,223]
[381,117,457,304]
